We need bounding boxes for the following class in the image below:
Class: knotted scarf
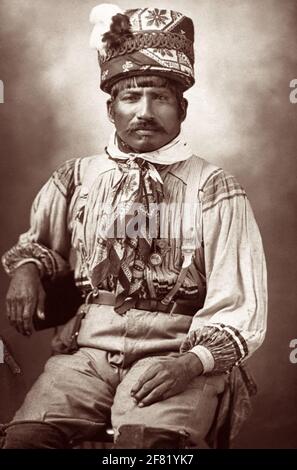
[88,133,193,313]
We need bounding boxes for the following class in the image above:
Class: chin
[134,143,160,152]
[129,137,164,153]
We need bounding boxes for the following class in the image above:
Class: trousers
[3,305,227,448]
[2,347,225,448]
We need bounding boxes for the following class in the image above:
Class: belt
[85,290,199,317]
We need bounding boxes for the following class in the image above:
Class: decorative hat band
[99,31,194,65]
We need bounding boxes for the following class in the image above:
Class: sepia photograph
[0,0,296,459]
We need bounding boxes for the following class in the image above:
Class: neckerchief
[106,131,193,165]
[90,133,193,313]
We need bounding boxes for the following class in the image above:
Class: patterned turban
[89,4,195,93]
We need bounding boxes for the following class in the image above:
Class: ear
[180,98,188,122]
[107,98,115,124]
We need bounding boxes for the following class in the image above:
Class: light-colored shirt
[2,153,267,374]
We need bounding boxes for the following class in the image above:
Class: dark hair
[110,75,186,117]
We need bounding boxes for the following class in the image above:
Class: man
[1,5,267,449]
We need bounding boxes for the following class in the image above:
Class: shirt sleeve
[1,159,77,279]
[181,170,268,374]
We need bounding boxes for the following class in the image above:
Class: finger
[23,300,35,336]
[37,289,45,320]
[137,383,169,407]
[15,300,26,335]
[131,367,159,395]
[132,376,162,402]
[7,298,17,328]
[37,309,45,320]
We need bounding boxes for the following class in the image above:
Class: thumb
[37,286,45,320]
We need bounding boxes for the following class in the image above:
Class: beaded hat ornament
[89,4,195,93]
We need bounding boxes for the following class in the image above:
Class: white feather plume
[89,3,123,52]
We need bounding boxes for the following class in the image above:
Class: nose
[136,96,154,120]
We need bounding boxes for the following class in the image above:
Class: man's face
[107,84,186,152]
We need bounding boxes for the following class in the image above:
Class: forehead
[117,86,175,96]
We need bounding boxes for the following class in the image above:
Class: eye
[154,93,170,102]
[121,94,139,102]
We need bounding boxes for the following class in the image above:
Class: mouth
[134,129,159,136]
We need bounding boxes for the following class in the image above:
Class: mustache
[128,120,166,133]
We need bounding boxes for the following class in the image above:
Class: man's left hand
[130,353,203,407]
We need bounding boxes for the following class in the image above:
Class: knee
[2,422,70,449]
[114,424,191,449]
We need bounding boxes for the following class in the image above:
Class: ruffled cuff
[180,324,249,374]
[2,242,69,279]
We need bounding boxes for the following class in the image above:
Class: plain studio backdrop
[0,0,296,448]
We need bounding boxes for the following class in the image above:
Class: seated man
[1,5,267,449]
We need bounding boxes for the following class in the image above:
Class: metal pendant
[155,239,170,256]
[149,252,163,267]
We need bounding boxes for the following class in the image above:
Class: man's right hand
[6,263,46,336]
